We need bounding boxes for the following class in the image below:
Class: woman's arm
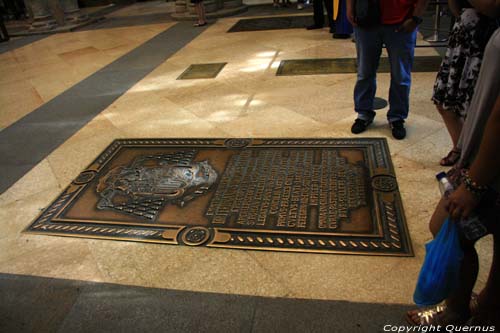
[447,94,500,220]
[448,0,462,18]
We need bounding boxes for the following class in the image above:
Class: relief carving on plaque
[96,151,218,221]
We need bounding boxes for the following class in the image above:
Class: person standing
[333,0,353,38]
[307,0,335,33]
[347,0,430,139]
[192,0,207,27]
[1,15,9,42]
[406,27,500,327]
[432,0,497,166]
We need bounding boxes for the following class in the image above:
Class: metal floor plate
[25,138,413,256]
[177,63,227,80]
[227,15,313,32]
[276,56,442,75]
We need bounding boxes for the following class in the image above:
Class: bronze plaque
[276,56,442,76]
[177,63,227,80]
[25,138,413,256]
[227,15,312,32]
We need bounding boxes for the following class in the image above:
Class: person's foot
[297,3,304,9]
[193,21,207,27]
[440,149,461,166]
[390,120,406,140]
[306,24,323,30]
[406,305,470,326]
[329,27,335,33]
[351,118,373,134]
[407,294,480,326]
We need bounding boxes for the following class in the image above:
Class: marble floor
[0,22,173,130]
[0,3,494,331]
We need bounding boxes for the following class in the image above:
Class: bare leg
[437,105,464,165]
[432,198,477,317]
[445,240,478,317]
[476,231,500,326]
[437,105,463,148]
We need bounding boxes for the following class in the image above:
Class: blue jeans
[353,25,417,123]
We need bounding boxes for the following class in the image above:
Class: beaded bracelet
[462,169,488,197]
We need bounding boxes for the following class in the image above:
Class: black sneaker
[306,24,323,30]
[351,118,372,134]
[391,120,406,140]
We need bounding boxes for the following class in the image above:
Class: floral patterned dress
[431,8,491,118]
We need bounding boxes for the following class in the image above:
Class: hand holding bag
[413,218,464,307]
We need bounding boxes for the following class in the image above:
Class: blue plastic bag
[413,218,464,306]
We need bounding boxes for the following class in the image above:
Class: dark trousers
[354,26,416,122]
[313,0,335,28]
[0,16,9,42]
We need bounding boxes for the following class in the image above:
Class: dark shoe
[333,33,351,39]
[306,24,323,30]
[351,118,372,134]
[391,120,406,140]
[329,27,335,33]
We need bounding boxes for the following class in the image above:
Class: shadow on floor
[0,273,414,333]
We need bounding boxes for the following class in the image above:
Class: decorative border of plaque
[24,138,413,257]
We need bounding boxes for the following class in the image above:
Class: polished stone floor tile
[0,23,173,129]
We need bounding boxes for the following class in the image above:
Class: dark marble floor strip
[0,273,413,332]
[79,13,174,31]
[0,35,48,55]
[0,22,208,194]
